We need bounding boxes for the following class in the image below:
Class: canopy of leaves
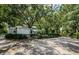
[0,4,79,38]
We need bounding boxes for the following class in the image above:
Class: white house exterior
[8,26,38,35]
[8,27,16,34]
[16,26,31,34]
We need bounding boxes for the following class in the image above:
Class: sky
[52,4,61,11]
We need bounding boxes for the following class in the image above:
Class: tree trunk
[27,24,33,39]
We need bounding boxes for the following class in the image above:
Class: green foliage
[59,4,79,38]
[0,4,79,39]
[74,32,79,39]
[0,22,8,34]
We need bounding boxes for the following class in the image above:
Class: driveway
[0,37,79,55]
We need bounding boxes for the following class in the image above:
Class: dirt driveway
[0,37,79,55]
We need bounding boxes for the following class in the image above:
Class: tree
[59,4,79,36]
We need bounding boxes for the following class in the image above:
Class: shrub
[74,32,79,39]
[5,34,27,39]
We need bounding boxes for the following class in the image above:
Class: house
[7,26,38,35]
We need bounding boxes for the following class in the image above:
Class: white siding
[8,27,15,34]
[17,28,30,34]
[8,26,38,35]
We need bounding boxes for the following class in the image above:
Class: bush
[5,34,27,39]
[49,33,61,38]
[74,32,79,39]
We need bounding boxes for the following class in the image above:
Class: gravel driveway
[0,37,79,55]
